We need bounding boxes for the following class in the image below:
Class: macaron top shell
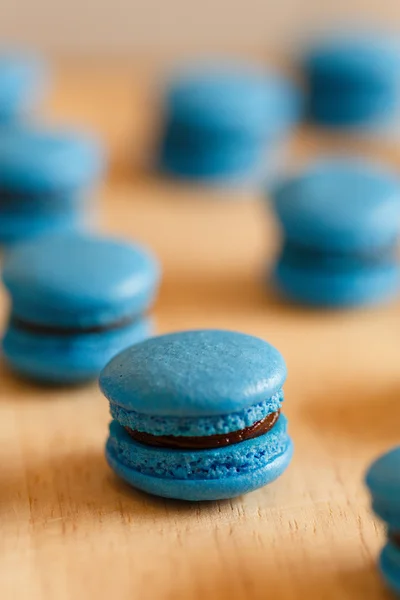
[3,234,160,327]
[271,158,400,250]
[0,51,47,115]
[365,446,400,499]
[0,127,105,191]
[100,329,287,417]
[165,63,300,137]
[304,33,400,85]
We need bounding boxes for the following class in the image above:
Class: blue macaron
[303,33,400,130]
[270,157,400,307]
[365,447,400,596]
[0,51,47,123]
[100,329,292,501]
[158,63,300,185]
[2,233,161,384]
[0,126,105,243]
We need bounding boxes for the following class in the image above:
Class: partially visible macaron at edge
[365,447,400,597]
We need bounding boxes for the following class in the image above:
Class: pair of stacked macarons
[1,234,160,383]
[158,64,300,186]
[303,33,400,136]
[270,158,400,307]
[366,447,400,596]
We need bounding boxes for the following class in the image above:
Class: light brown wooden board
[0,61,399,600]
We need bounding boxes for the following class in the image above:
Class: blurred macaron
[269,157,400,307]
[1,233,161,384]
[0,50,48,124]
[0,126,106,243]
[302,32,400,132]
[157,61,301,187]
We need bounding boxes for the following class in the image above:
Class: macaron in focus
[270,158,400,307]
[365,447,400,596]
[0,127,105,243]
[158,63,300,186]
[100,329,292,501]
[2,233,161,384]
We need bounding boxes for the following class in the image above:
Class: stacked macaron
[2,233,160,383]
[365,447,400,597]
[100,329,292,501]
[0,51,47,124]
[270,157,400,307]
[303,33,400,133]
[158,63,299,185]
[0,127,105,243]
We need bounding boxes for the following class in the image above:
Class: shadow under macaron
[0,446,266,523]
[0,358,99,397]
[0,443,388,600]
[0,356,103,404]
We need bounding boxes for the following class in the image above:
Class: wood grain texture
[0,62,399,600]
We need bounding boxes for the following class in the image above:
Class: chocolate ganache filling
[10,313,139,336]
[126,409,280,450]
[0,186,66,202]
[281,240,398,268]
[390,532,400,549]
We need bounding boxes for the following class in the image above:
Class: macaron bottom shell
[106,443,292,501]
[308,88,398,127]
[379,543,400,596]
[160,143,261,178]
[106,416,292,501]
[273,261,400,307]
[159,140,287,189]
[2,316,153,384]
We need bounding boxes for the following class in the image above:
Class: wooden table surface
[1,61,399,600]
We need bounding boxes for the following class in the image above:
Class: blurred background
[2,0,400,179]
[2,0,400,57]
